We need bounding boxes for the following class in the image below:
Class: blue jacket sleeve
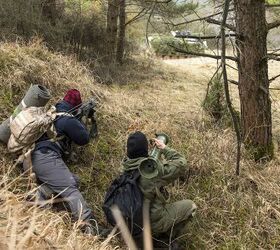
[59,117,90,145]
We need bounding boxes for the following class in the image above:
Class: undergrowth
[0,41,279,249]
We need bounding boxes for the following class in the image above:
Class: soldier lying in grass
[23,89,104,235]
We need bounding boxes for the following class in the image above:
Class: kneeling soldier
[123,131,197,249]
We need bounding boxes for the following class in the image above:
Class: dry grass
[0,40,280,249]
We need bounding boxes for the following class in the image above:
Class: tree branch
[168,9,234,28]
[176,33,236,40]
[266,54,280,61]
[267,20,280,30]
[169,44,238,61]
[265,4,280,8]
[269,74,280,83]
[221,0,241,176]
[230,77,280,87]
[206,18,236,31]
[145,1,157,48]
[125,8,149,26]
[229,79,238,85]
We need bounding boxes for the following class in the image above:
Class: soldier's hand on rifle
[154,139,166,150]
[87,108,94,118]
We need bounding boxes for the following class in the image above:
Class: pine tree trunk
[106,0,119,59]
[116,0,126,64]
[41,0,58,26]
[235,0,273,160]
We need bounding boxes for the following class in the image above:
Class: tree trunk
[41,0,64,26]
[106,0,119,59]
[235,0,273,160]
[116,0,126,64]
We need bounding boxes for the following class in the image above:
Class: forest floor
[0,42,280,249]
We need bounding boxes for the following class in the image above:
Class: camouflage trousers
[150,199,197,237]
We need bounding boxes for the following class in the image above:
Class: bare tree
[116,0,126,64]
[106,0,119,59]
[234,0,274,161]
[167,0,280,162]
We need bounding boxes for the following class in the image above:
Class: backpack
[7,106,68,154]
[103,169,143,236]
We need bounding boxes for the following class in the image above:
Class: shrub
[150,36,204,56]
[0,0,107,60]
[202,74,239,127]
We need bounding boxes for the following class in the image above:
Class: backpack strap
[46,110,74,142]
[13,143,35,167]
[55,112,74,118]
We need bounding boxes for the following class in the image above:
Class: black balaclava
[127,131,149,159]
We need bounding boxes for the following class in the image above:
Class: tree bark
[106,0,119,59]
[116,0,126,64]
[234,0,273,160]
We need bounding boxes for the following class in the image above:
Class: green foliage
[203,75,225,121]
[150,36,204,56]
[158,1,198,18]
[137,0,198,19]
[266,0,280,4]
[202,74,239,127]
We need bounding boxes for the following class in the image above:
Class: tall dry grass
[0,40,280,249]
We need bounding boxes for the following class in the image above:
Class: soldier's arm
[160,146,187,182]
[63,117,90,145]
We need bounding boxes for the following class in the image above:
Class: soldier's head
[63,89,82,107]
[127,131,149,159]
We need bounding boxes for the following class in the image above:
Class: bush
[0,0,107,60]
[202,74,239,127]
[150,36,204,56]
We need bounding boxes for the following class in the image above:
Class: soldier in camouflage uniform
[123,131,197,249]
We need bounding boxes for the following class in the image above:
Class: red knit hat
[63,89,82,107]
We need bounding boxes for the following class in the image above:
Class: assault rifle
[74,98,98,139]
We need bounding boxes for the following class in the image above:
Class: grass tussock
[0,41,280,249]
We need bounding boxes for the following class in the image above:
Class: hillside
[0,41,280,249]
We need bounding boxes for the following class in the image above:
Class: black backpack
[103,169,143,236]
